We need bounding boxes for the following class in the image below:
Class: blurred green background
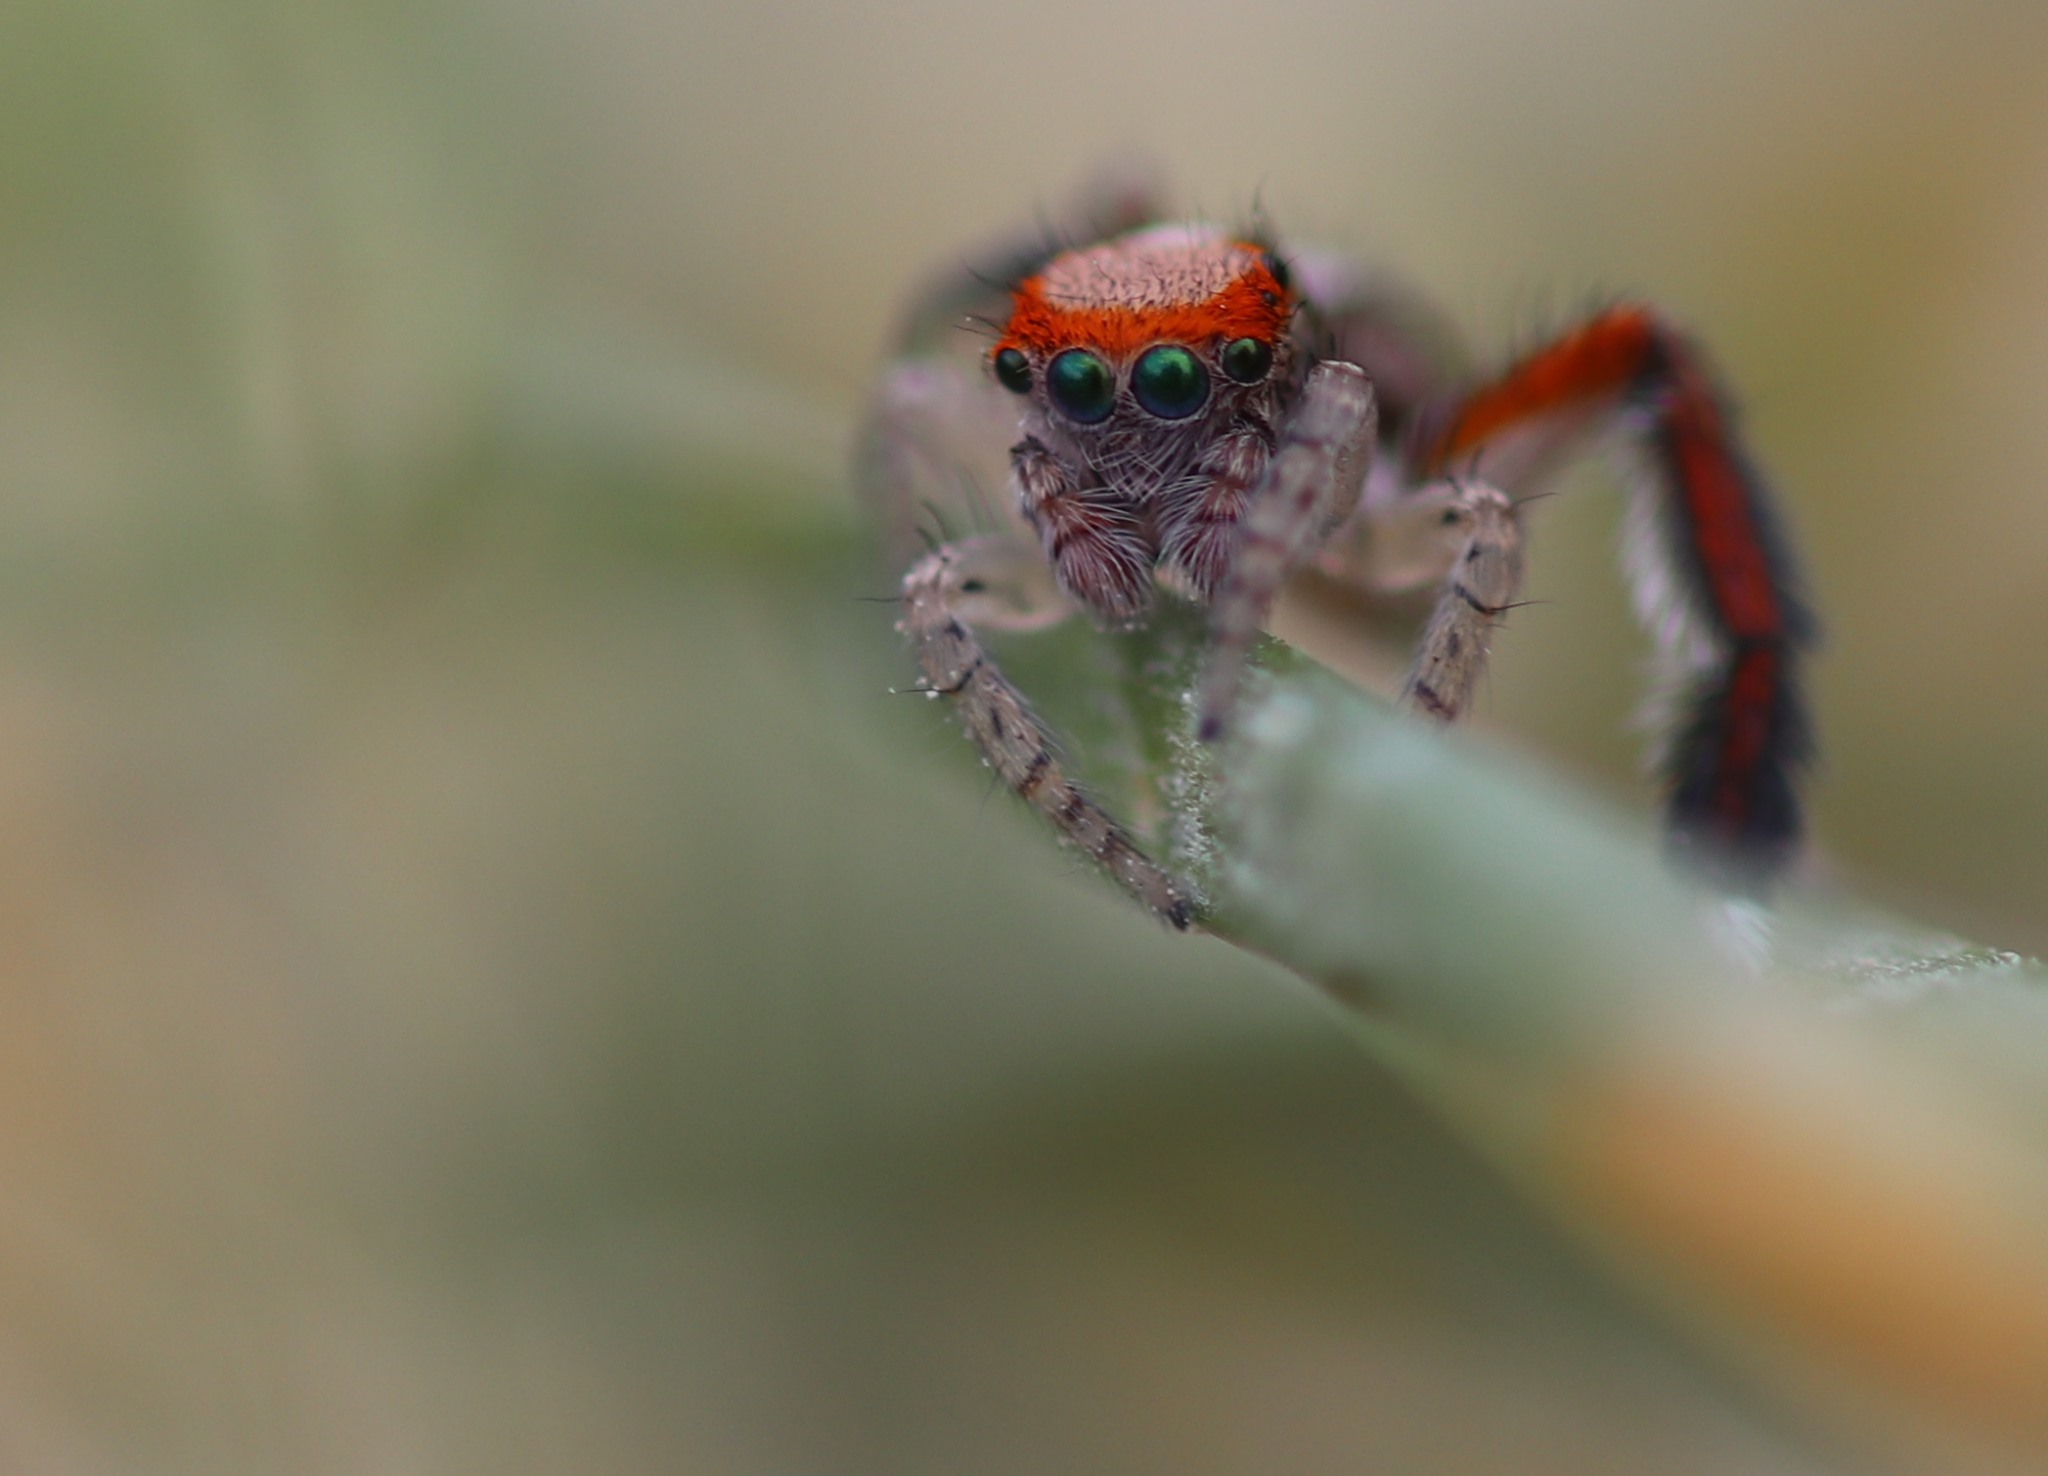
[2,0,2046,1469]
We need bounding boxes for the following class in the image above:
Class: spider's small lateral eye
[992,346,1032,394]
[1046,349,1116,424]
[1131,345,1210,420]
[1263,252,1292,293]
[1221,337,1273,385]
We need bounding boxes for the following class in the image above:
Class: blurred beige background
[1,0,2045,1470]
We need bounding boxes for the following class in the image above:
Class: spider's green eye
[1221,337,1273,384]
[1131,344,1209,419]
[1047,349,1116,424]
[993,346,1032,394]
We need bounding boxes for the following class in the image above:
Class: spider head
[990,225,1294,494]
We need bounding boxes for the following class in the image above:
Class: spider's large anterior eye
[1131,345,1209,419]
[1047,349,1116,424]
[1221,337,1273,384]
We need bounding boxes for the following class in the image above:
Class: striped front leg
[1195,361,1378,741]
[901,539,1194,929]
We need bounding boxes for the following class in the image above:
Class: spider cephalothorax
[986,224,1299,617]
[861,180,1816,930]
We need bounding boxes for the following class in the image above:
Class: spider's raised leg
[1415,305,1817,885]
[899,537,1193,929]
[1195,360,1377,739]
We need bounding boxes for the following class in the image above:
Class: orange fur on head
[996,229,1292,365]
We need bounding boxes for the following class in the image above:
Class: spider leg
[1157,417,1277,600]
[1414,305,1817,886]
[1014,437,1154,624]
[1195,360,1377,741]
[899,538,1194,929]
[1397,480,1526,723]
[1298,472,1524,723]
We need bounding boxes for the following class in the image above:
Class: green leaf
[979,595,2048,1464]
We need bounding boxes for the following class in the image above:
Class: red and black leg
[1417,306,1817,890]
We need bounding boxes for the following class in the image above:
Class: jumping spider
[860,174,1815,930]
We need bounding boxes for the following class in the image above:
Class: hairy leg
[899,537,1193,929]
[1158,417,1275,599]
[1013,436,1155,624]
[1397,481,1525,723]
[1196,360,1377,741]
